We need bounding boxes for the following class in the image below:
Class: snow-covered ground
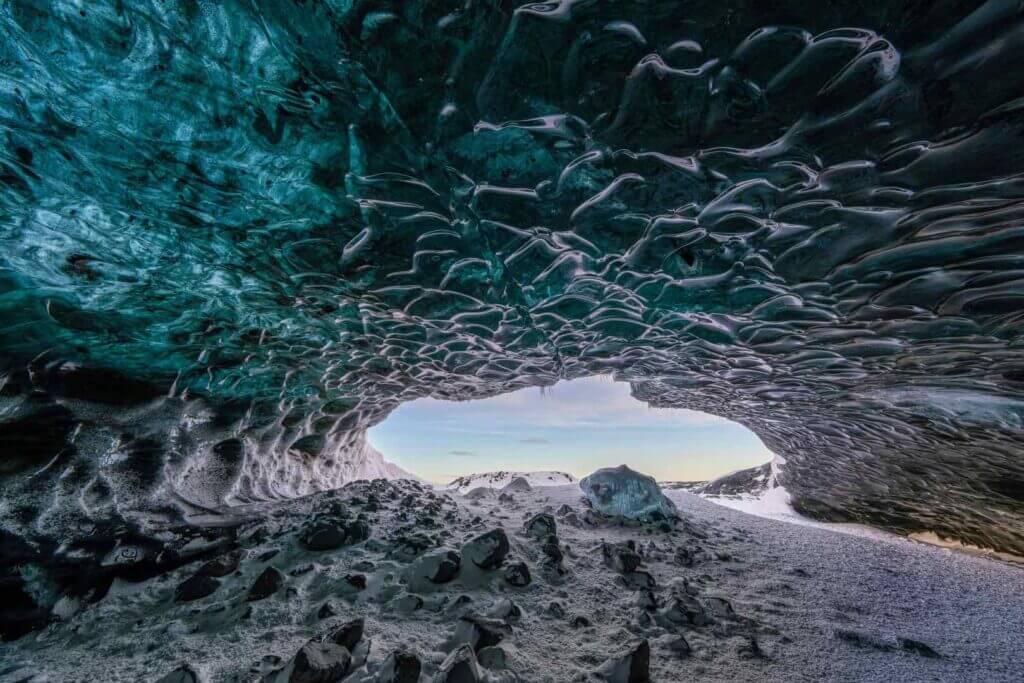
[442,471,577,493]
[3,478,1023,682]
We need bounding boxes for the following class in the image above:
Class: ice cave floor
[2,482,1021,683]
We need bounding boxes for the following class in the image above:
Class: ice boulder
[580,465,678,521]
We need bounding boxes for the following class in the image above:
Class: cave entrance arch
[367,375,773,487]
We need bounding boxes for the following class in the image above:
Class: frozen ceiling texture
[2,0,1024,615]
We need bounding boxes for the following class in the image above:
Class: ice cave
[2,1,1024,681]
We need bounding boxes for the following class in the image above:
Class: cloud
[449,449,478,456]
[520,437,551,444]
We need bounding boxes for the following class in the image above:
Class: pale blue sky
[368,375,772,484]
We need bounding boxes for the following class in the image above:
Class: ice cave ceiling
[2,0,1024,563]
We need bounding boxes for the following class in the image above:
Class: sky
[368,375,773,484]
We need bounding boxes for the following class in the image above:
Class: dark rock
[570,614,591,628]
[667,635,691,658]
[316,602,337,620]
[738,636,766,659]
[155,664,200,683]
[326,617,363,651]
[406,548,461,585]
[256,548,280,562]
[344,573,366,590]
[524,513,557,540]
[898,637,941,658]
[674,545,701,567]
[620,571,656,590]
[603,541,642,574]
[555,504,574,516]
[477,645,508,670]
[540,536,564,564]
[597,639,650,683]
[445,594,475,616]
[655,596,713,628]
[490,599,522,623]
[455,615,512,652]
[286,641,350,683]
[300,519,369,552]
[636,590,658,611]
[174,574,220,603]
[544,601,565,619]
[705,596,735,619]
[503,561,531,587]
[395,593,424,613]
[462,529,510,570]
[246,567,284,601]
[196,550,242,578]
[388,534,434,562]
[437,644,481,682]
[379,649,421,683]
[0,405,76,475]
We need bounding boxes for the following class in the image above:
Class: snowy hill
[444,470,578,493]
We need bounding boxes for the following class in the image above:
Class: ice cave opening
[367,375,773,488]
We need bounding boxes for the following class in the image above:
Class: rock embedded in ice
[656,596,714,628]
[477,645,508,671]
[580,466,678,521]
[326,618,364,651]
[300,518,369,551]
[898,637,942,658]
[596,639,650,683]
[503,561,531,587]
[602,541,642,574]
[394,594,424,614]
[667,635,692,658]
[195,550,242,578]
[379,649,421,683]
[155,664,200,683]
[705,596,736,619]
[277,640,350,683]
[404,548,461,586]
[173,574,220,603]
[388,533,434,563]
[462,529,510,570]
[246,566,284,601]
[452,615,512,653]
[523,513,556,540]
[437,644,482,682]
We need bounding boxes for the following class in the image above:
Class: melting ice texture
[2,0,1024,563]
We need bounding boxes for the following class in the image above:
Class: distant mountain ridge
[444,470,578,493]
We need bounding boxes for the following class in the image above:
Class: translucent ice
[580,466,678,521]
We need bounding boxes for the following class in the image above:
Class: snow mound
[445,471,577,494]
[579,465,677,521]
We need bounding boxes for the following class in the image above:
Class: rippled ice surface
[2,0,1024,636]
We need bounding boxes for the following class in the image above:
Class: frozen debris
[246,566,284,601]
[462,529,510,569]
[379,649,422,682]
[595,639,650,682]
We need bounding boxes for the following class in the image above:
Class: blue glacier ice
[580,465,678,521]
